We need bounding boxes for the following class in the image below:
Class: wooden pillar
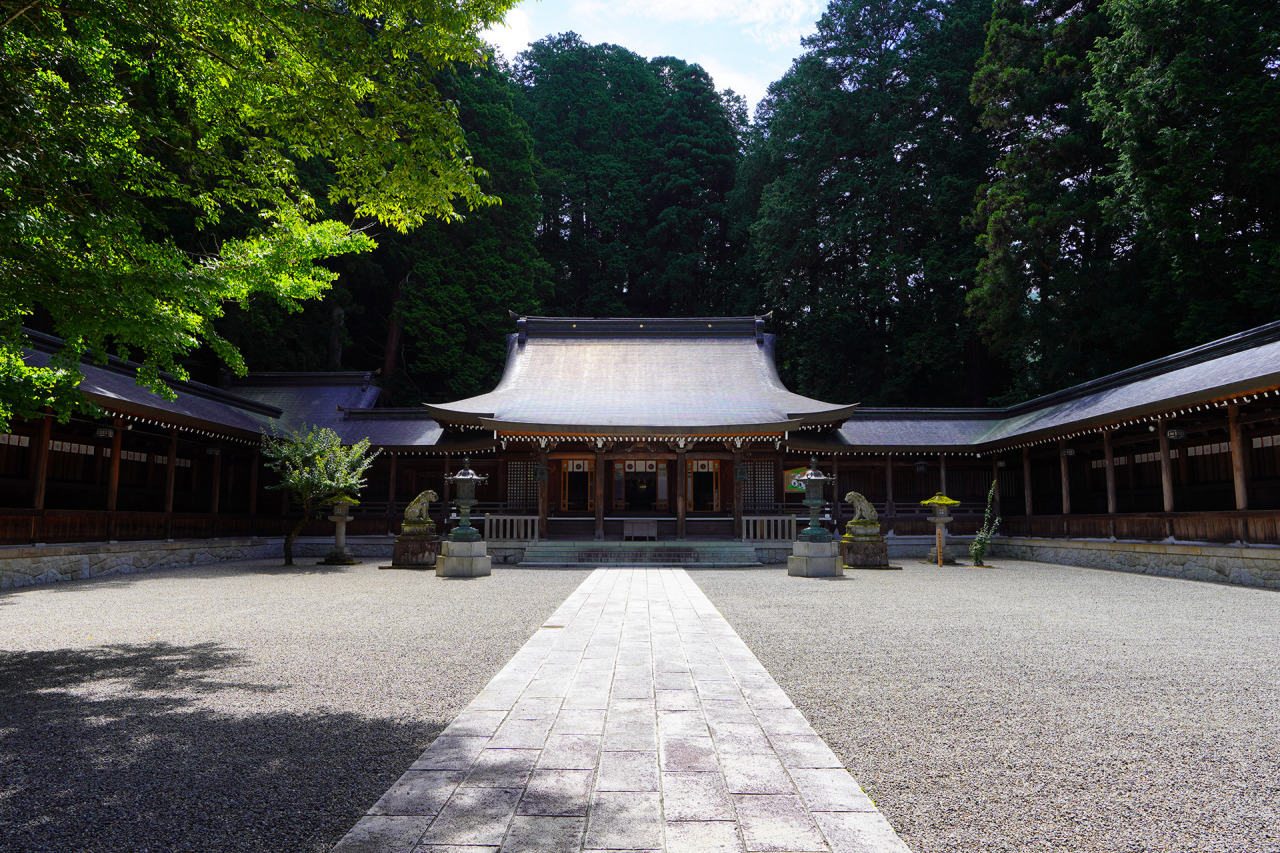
[536,450,548,539]
[594,451,606,540]
[163,431,177,513]
[1103,430,1117,514]
[31,413,52,510]
[248,451,259,515]
[831,457,841,530]
[732,451,744,539]
[443,454,452,531]
[990,456,1002,518]
[676,450,687,540]
[1157,417,1175,513]
[386,452,398,514]
[939,453,947,495]
[1022,446,1034,516]
[1228,403,1249,510]
[1058,440,1071,516]
[210,445,223,515]
[106,417,123,511]
[884,456,894,515]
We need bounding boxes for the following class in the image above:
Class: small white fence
[742,515,797,542]
[484,514,540,542]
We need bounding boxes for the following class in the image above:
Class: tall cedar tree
[969,0,1171,402]
[512,34,743,316]
[741,0,995,406]
[1089,0,1280,344]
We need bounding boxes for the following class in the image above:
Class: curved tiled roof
[425,316,857,434]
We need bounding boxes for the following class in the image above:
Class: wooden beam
[106,417,123,511]
[386,452,398,515]
[210,444,222,515]
[939,453,947,495]
[164,430,177,514]
[1157,417,1175,513]
[1058,440,1071,516]
[884,456,894,518]
[1022,446,1033,516]
[594,450,606,540]
[536,450,548,539]
[1103,429,1117,515]
[1228,403,1249,510]
[676,450,687,540]
[733,451,744,539]
[31,413,51,510]
[248,450,259,516]
[990,456,1001,518]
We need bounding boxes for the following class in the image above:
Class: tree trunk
[283,498,310,565]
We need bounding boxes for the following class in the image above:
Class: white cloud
[481,7,535,61]
[572,0,825,48]
[695,56,776,115]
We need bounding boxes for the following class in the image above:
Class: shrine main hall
[4,315,1280,586]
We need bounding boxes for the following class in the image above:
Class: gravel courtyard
[2,558,1278,852]
[695,561,1280,853]
[0,561,589,853]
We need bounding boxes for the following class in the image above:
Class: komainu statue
[844,491,878,524]
[840,490,895,570]
[384,489,441,570]
[401,489,438,535]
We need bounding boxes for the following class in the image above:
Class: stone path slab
[334,568,911,853]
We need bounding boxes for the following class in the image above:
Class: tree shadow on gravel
[0,643,444,853]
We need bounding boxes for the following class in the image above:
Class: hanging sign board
[784,467,808,492]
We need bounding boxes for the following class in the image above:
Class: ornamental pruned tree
[262,426,379,566]
[0,0,516,430]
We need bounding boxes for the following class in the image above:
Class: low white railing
[742,515,797,541]
[484,514,539,542]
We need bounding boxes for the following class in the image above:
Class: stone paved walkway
[333,568,911,852]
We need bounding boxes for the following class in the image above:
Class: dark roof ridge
[23,328,284,419]
[232,371,376,387]
[1003,321,1280,415]
[514,314,770,339]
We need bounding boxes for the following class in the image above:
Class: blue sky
[481,0,830,115]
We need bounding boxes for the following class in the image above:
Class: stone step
[518,540,762,568]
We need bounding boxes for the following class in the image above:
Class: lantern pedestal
[840,520,897,570]
[787,539,842,577]
[924,514,958,565]
[320,502,358,565]
[436,539,492,578]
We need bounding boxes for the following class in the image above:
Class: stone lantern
[445,458,487,542]
[320,497,358,565]
[788,457,842,577]
[435,457,492,577]
[921,492,960,566]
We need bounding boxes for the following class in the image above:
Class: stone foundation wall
[0,537,402,589]
[1,539,279,589]
[990,537,1280,590]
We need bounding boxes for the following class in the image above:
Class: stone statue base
[319,547,358,566]
[436,539,491,578]
[923,544,958,565]
[787,539,842,578]
[380,533,440,570]
[840,521,898,570]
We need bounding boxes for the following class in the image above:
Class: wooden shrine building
[4,316,1280,549]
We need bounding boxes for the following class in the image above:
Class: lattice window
[507,460,537,511]
[742,461,775,512]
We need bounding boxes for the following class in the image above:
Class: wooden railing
[2,508,1276,547]
[998,511,1280,545]
[484,514,539,542]
[743,515,797,541]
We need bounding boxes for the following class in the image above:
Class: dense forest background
[207,0,1280,409]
